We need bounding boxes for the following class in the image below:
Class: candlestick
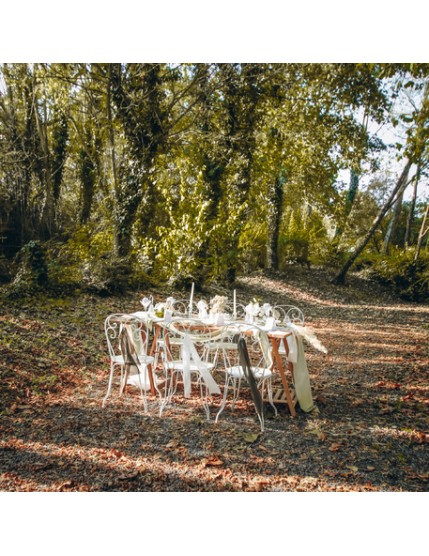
[189,282,195,316]
[233,289,237,319]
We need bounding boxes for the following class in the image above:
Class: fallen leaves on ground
[1,266,428,492]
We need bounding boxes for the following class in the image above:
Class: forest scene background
[1,62,428,297]
[1,2,428,555]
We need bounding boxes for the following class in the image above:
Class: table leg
[270,337,297,417]
[147,324,161,395]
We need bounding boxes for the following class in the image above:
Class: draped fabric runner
[181,333,221,397]
[284,323,326,413]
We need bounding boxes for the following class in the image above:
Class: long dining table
[131,311,316,416]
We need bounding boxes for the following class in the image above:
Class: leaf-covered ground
[1,266,428,492]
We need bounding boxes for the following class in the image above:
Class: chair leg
[198,378,211,420]
[135,372,148,413]
[231,376,242,411]
[263,378,278,417]
[159,364,179,417]
[102,363,118,408]
[159,371,173,416]
[215,373,232,423]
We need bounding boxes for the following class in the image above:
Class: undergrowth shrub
[7,241,49,297]
[3,225,156,298]
[45,226,154,295]
[363,249,429,302]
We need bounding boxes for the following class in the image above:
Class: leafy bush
[6,241,49,297]
[309,239,348,269]
[364,249,429,302]
[45,227,129,294]
[238,220,266,273]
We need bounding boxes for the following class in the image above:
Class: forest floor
[1,265,428,492]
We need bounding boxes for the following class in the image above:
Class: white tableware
[140,296,153,311]
[197,299,208,319]
[266,316,276,330]
[215,313,225,325]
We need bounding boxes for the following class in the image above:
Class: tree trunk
[382,188,405,255]
[109,63,166,261]
[405,166,420,247]
[414,203,429,262]
[217,63,261,283]
[79,129,96,224]
[266,174,285,271]
[333,158,412,284]
[31,70,55,239]
[106,66,122,257]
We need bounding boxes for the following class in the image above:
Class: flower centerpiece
[209,295,228,324]
[209,295,228,315]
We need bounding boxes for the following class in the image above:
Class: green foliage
[280,208,310,266]
[46,225,156,295]
[1,63,428,292]
[364,249,429,301]
[238,220,267,273]
[46,226,111,288]
[279,206,330,268]
[148,162,212,284]
[310,239,349,269]
[10,241,49,295]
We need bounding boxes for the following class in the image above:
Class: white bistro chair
[157,318,234,419]
[272,305,305,355]
[103,313,157,411]
[215,323,278,432]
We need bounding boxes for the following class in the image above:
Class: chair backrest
[224,302,246,319]
[163,317,232,346]
[272,305,305,325]
[105,313,150,361]
[171,299,199,317]
[224,322,273,371]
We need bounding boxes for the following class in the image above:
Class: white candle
[233,289,237,318]
[189,282,195,316]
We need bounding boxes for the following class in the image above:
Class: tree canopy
[1,63,428,299]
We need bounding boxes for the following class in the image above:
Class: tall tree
[404,165,420,247]
[108,63,167,259]
[333,70,429,283]
[414,202,429,261]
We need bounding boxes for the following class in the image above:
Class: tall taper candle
[233,289,237,319]
[189,282,195,316]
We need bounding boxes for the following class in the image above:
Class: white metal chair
[272,305,305,325]
[272,305,305,354]
[215,323,278,431]
[157,318,233,419]
[154,299,197,354]
[103,313,157,411]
